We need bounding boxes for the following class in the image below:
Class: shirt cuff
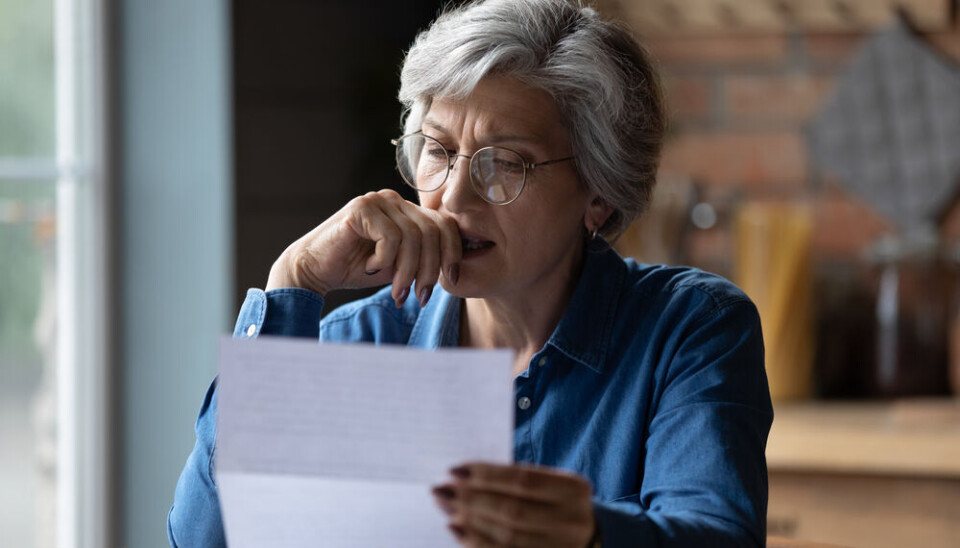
[232,287,325,339]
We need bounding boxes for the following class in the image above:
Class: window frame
[53,0,112,545]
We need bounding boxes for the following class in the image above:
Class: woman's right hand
[265,189,462,308]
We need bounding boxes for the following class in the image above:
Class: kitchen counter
[766,398,960,477]
[765,398,960,548]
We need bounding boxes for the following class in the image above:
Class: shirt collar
[408,245,626,374]
[545,245,625,374]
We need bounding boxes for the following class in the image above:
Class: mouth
[461,236,495,258]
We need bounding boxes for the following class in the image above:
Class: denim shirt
[168,247,773,548]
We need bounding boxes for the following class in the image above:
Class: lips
[458,229,495,256]
[462,237,495,252]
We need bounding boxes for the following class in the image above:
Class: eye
[422,141,449,158]
[493,157,524,174]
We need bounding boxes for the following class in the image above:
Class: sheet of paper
[215,335,514,548]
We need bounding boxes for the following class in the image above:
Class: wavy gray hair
[398,0,666,237]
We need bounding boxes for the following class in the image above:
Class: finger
[432,485,457,517]
[378,203,422,306]
[450,522,500,548]
[460,513,544,548]
[451,463,592,503]
[345,197,401,276]
[455,488,563,533]
[428,211,462,285]
[393,202,442,307]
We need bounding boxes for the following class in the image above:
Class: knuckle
[377,188,401,200]
[517,469,537,490]
[395,216,418,235]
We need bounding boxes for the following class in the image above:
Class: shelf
[603,0,953,34]
[766,398,960,478]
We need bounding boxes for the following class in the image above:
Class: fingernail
[364,269,381,276]
[395,287,409,308]
[450,466,470,480]
[431,485,456,500]
[448,524,465,539]
[448,263,460,285]
[418,285,433,307]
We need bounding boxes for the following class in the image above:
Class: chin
[439,275,493,300]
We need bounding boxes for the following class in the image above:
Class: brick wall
[614,18,960,397]
[629,27,960,272]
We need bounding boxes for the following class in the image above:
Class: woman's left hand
[432,462,596,548]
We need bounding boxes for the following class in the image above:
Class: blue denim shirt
[168,247,772,547]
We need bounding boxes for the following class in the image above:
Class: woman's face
[418,76,598,300]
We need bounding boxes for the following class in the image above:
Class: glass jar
[867,231,953,397]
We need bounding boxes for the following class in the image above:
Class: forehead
[423,76,567,143]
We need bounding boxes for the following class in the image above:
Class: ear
[585,195,615,232]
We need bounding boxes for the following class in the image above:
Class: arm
[166,288,324,548]
[595,300,773,547]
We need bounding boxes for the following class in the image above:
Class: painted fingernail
[450,466,470,480]
[364,269,381,276]
[418,285,433,307]
[395,287,409,308]
[448,263,460,285]
[448,524,466,539]
[432,485,456,500]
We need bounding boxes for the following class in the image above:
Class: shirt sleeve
[167,287,326,548]
[593,299,773,548]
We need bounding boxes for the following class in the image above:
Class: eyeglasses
[391,131,574,205]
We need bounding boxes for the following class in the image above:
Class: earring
[590,227,599,240]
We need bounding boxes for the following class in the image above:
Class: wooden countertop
[766,398,960,477]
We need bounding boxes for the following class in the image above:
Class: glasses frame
[391,131,575,205]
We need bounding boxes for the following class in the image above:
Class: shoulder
[319,285,422,344]
[621,258,756,320]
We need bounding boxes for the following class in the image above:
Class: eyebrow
[421,118,543,147]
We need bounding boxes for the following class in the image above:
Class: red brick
[812,184,893,258]
[685,227,735,276]
[661,74,712,122]
[802,33,865,65]
[925,28,960,64]
[942,197,960,243]
[723,74,834,123]
[646,35,789,66]
[659,130,808,188]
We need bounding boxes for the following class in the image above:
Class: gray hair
[398,0,666,237]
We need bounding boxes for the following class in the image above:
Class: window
[0,0,110,546]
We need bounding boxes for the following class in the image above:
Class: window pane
[0,180,56,548]
[0,0,55,157]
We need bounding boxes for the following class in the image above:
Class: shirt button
[517,396,532,410]
[246,324,256,337]
[537,356,547,367]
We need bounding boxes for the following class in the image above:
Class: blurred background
[0,0,957,547]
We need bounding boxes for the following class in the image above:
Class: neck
[460,242,586,371]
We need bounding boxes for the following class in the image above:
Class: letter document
[216,336,514,547]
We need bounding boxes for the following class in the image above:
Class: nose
[441,154,481,213]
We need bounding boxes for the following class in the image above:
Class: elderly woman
[169,0,772,546]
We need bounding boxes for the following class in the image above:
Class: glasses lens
[395,134,449,191]
[470,147,525,204]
